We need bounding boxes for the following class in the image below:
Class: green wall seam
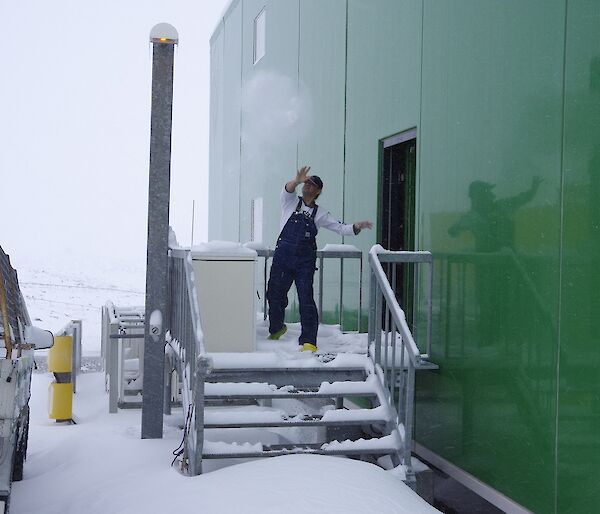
[296,0,300,171]
[554,1,569,513]
[417,0,425,249]
[342,0,349,239]
[237,0,245,243]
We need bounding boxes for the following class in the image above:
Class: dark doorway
[379,130,417,324]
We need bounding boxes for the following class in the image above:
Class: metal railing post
[368,269,376,345]
[109,322,119,414]
[427,258,433,359]
[358,257,363,332]
[404,366,416,483]
[102,306,109,377]
[374,286,383,366]
[263,255,268,320]
[318,254,324,322]
[163,354,172,415]
[339,258,344,328]
[192,355,210,476]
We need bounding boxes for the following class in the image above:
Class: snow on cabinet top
[191,241,257,260]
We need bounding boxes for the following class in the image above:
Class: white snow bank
[12,372,440,514]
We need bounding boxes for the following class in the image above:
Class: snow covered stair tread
[198,350,403,470]
[203,405,391,428]
[204,379,380,399]
[202,433,403,459]
[206,351,370,370]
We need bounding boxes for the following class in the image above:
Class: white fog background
[1,0,230,274]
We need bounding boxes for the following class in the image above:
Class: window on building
[253,8,266,64]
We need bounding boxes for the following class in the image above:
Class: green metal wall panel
[416,2,565,512]
[297,0,349,321]
[221,2,244,241]
[240,0,300,245]
[558,1,600,512]
[210,2,600,510]
[209,28,225,240]
[345,0,423,249]
[297,0,346,242]
[343,0,423,327]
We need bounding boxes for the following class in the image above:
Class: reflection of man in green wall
[448,177,542,346]
[449,177,542,252]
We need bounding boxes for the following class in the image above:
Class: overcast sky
[1,0,230,271]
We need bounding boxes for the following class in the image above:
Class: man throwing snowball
[267,166,372,352]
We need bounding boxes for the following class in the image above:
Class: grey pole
[141,23,178,439]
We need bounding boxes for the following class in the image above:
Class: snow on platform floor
[255,317,368,356]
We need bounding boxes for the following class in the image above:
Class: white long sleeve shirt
[279,187,355,236]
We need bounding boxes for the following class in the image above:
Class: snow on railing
[167,247,207,475]
[367,244,434,484]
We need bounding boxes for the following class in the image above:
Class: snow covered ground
[11,260,440,513]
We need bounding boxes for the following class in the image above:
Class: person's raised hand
[295,166,311,185]
[355,221,373,230]
[353,220,373,234]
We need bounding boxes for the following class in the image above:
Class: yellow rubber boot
[268,325,288,340]
[300,343,317,353]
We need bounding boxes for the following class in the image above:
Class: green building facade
[209,1,600,512]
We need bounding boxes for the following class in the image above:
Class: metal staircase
[165,244,437,483]
[197,352,402,464]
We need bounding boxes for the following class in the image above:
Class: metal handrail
[367,244,434,483]
[252,244,363,332]
[166,248,207,476]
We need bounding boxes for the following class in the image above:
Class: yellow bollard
[48,335,73,421]
[48,336,72,373]
[48,383,73,420]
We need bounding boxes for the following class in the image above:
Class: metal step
[202,433,402,459]
[204,380,379,400]
[204,405,390,429]
[206,368,368,389]
[207,352,370,371]
[204,353,371,388]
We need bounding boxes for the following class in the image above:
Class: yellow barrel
[48,382,73,420]
[48,335,72,373]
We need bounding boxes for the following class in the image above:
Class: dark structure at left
[0,245,55,511]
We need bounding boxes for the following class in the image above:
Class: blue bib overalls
[267,198,319,345]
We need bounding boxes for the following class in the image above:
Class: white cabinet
[191,243,257,352]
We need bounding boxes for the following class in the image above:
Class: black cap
[307,175,323,189]
[468,180,495,198]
